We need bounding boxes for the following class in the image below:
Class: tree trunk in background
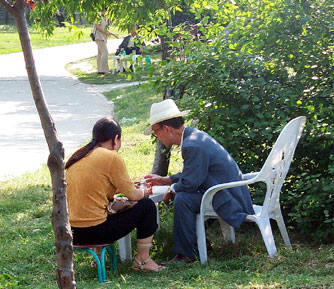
[5,10,9,24]
[152,17,174,176]
[1,0,76,288]
[160,35,169,62]
[151,140,171,176]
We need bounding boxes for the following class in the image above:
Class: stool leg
[100,247,108,282]
[86,249,104,283]
[107,244,117,271]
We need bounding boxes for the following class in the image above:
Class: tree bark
[151,16,174,176]
[160,35,169,62]
[1,0,76,288]
[151,140,170,176]
[151,34,172,176]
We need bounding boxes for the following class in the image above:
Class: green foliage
[151,0,334,240]
[0,273,20,289]
[171,0,197,26]
[27,0,182,36]
[1,85,334,288]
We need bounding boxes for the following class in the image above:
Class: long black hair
[65,117,122,170]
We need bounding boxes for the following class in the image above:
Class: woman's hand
[144,174,172,186]
[143,188,150,198]
[127,187,149,201]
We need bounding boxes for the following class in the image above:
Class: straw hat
[144,99,190,135]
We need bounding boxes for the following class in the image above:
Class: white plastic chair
[196,116,306,263]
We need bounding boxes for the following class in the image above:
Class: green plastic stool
[73,243,117,283]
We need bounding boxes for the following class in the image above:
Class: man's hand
[163,188,175,206]
[144,174,172,186]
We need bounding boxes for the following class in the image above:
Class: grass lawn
[0,24,125,54]
[1,84,334,288]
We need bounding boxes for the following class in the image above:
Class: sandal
[132,257,165,272]
[132,242,165,272]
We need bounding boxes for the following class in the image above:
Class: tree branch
[0,0,14,15]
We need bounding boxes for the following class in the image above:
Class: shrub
[152,0,334,240]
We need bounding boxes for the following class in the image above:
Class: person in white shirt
[94,10,119,74]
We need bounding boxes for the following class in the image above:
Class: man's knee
[174,192,187,207]
[174,191,202,214]
[174,192,195,213]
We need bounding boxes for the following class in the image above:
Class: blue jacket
[170,126,255,228]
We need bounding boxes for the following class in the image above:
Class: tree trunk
[160,35,169,62]
[151,34,172,176]
[151,17,174,176]
[5,10,10,24]
[1,0,76,288]
[151,140,171,176]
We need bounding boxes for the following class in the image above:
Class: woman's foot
[132,257,165,272]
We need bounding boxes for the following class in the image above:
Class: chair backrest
[255,116,306,216]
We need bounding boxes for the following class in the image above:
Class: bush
[0,273,20,288]
[152,0,334,240]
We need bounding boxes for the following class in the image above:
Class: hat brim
[144,110,190,135]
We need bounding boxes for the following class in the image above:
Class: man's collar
[180,125,187,148]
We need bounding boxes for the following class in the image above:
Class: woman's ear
[111,135,119,149]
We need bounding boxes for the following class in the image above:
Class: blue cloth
[169,126,254,257]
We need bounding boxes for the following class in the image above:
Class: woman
[65,117,164,272]
[94,10,119,74]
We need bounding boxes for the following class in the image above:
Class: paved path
[0,40,126,182]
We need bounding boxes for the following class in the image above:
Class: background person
[115,28,146,72]
[56,10,65,27]
[144,99,255,263]
[65,117,164,272]
[94,11,119,74]
[116,28,145,56]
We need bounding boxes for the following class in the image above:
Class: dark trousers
[71,198,158,245]
[173,191,203,257]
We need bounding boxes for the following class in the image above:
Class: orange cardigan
[66,147,136,227]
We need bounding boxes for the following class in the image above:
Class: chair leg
[218,219,236,243]
[120,60,124,72]
[275,211,292,249]
[155,202,161,230]
[256,218,277,258]
[196,214,208,264]
[112,58,116,74]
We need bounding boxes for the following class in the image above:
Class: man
[144,99,255,263]
[116,28,145,56]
